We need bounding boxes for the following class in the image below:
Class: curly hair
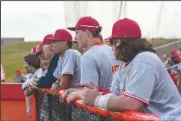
[113,38,156,62]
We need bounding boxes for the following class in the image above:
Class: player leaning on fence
[50,29,81,93]
[22,53,40,116]
[60,16,119,103]
[81,18,181,115]
[27,34,59,89]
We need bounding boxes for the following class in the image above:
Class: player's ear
[60,41,66,47]
[85,29,92,38]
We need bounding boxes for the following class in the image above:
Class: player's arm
[106,95,145,111]
[58,51,77,89]
[59,74,72,89]
[66,56,99,103]
[85,62,156,112]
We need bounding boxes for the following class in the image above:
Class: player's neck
[87,39,100,50]
[59,48,69,58]
[31,68,37,73]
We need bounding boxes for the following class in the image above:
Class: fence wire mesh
[35,90,117,121]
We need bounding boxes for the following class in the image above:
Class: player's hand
[61,89,69,102]
[59,88,80,103]
[66,91,80,103]
[51,81,59,95]
[82,83,100,106]
[29,78,38,89]
[59,90,66,103]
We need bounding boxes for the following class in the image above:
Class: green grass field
[1,41,39,81]
[151,38,180,47]
[1,38,180,82]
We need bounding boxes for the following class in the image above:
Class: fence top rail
[154,40,181,50]
[37,88,160,121]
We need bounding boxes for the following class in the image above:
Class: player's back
[64,49,81,87]
[81,44,115,89]
[118,51,181,115]
[54,49,81,88]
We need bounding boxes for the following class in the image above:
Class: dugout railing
[33,88,160,121]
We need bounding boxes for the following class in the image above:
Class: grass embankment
[1,38,180,81]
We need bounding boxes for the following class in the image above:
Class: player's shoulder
[89,44,112,51]
[34,68,42,74]
[87,44,112,55]
[134,51,159,63]
[26,73,34,79]
[132,51,162,70]
[65,49,81,56]
[98,44,112,51]
[34,68,44,78]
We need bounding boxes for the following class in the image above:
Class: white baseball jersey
[159,105,181,121]
[22,68,44,90]
[79,44,117,89]
[112,59,124,74]
[22,73,34,90]
[33,68,47,79]
[53,49,81,88]
[111,51,181,115]
[110,46,125,74]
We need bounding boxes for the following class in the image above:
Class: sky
[1,1,181,41]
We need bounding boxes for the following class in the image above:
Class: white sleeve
[124,62,157,105]
[22,73,33,90]
[35,68,44,79]
[110,73,121,95]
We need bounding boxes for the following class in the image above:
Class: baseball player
[81,18,181,115]
[49,29,81,92]
[60,16,119,103]
[22,53,40,116]
[27,34,59,89]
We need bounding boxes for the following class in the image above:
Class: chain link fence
[34,89,160,121]
[35,90,117,121]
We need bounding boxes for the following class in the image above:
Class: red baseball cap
[171,50,181,61]
[42,34,53,45]
[67,16,101,32]
[30,46,38,54]
[35,44,43,54]
[108,18,141,40]
[35,34,53,54]
[171,50,180,57]
[48,29,72,42]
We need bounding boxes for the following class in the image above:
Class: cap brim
[67,27,77,31]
